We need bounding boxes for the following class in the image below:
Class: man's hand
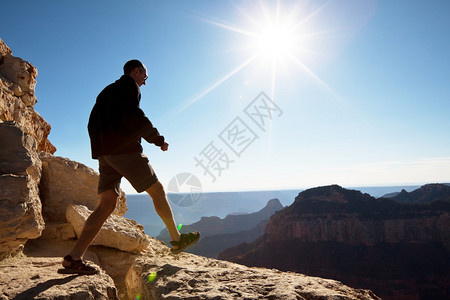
[161,142,169,151]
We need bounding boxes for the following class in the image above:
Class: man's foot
[170,232,200,254]
[57,255,99,275]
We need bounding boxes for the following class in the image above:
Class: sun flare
[173,0,339,114]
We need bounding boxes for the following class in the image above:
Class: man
[58,60,199,275]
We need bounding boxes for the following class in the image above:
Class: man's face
[136,67,148,87]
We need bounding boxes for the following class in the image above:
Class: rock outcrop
[220,184,450,300]
[0,122,44,260]
[66,204,150,253]
[39,152,127,223]
[0,37,55,154]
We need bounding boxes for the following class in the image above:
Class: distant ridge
[157,198,284,257]
[385,183,450,204]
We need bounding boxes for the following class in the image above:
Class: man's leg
[146,181,181,244]
[63,189,118,265]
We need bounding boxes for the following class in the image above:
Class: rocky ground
[0,256,118,299]
[0,237,379,300]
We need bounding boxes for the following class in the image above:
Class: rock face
[0,256,119,299]
[220,184,450,300]
[66,204,150,253]
[0,37,55,154]
[39,152,127,223]
[0,122,44,260]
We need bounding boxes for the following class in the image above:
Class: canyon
[0,37,378,299]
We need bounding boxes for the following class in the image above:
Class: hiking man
[59,59,200,275]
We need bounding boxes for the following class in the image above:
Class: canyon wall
[220,185,450,300]
[265,185,450,248]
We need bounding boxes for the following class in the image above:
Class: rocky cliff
[0,38,55,154]
[0,38,379,299]
[220,184,450,300]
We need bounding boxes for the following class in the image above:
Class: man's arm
[118,80,167,149]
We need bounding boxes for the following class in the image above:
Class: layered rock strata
[264,185,450,247]
[0,122,44,260]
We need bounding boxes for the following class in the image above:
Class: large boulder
[0,37,55,154]
[0,122,44,260]
[39,152,127,223]
[66,204,150,253]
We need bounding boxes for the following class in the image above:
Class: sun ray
[199,17,258,38]
[290,0,332,32]
[270,58,277,102]
[168,53,261,118]
[287,53,339,98]
[298,27,350,41]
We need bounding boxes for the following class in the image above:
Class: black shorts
[97,152,158,194]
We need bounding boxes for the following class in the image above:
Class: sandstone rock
[0,256,119,299]
[66,204,150,253]
[0,56,37,104]
[39,152,127,222]
[0,38,55,154]
[0,122,44,260]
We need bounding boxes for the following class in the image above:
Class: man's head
[123,59,148,87]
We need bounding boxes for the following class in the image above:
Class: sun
[255,23,295,59]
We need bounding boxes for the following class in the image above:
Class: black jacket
[88,75,164,158]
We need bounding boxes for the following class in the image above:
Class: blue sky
[2,0,449,193]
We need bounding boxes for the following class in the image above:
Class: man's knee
[146,180,165,198]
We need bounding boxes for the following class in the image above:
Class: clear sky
[2,0,449,194]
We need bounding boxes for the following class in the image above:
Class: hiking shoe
[170,232,200,254]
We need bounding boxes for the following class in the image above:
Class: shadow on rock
[13,275,79,300]
[158,263,184,277]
